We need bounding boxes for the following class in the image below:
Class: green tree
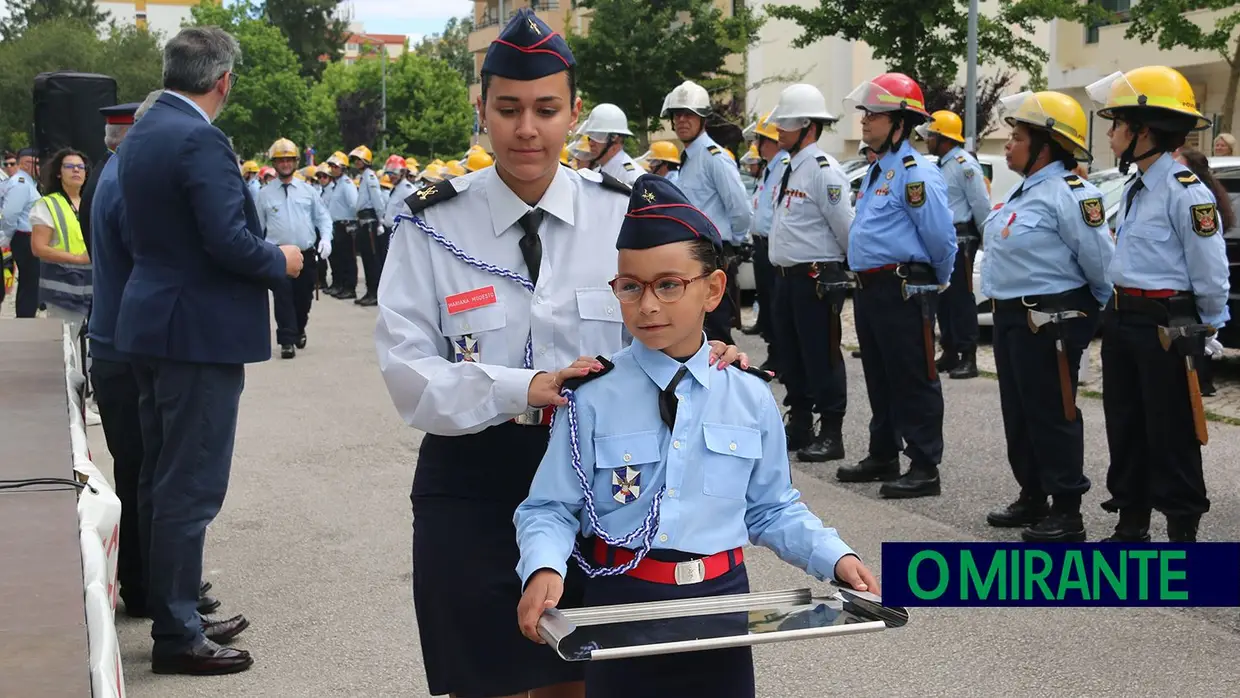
[415,15,476,86]
[263,0,349,80]
[1118,0,1240,133]
[567,0,764,145]
[0,0,107,42]
[189,0,311,159]
[0,18,162,150]
[764,0,1074,110]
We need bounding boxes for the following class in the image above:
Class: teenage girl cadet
[376,10,745,698]
[514,174,878,698]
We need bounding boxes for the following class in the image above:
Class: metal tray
[537,587,909,661]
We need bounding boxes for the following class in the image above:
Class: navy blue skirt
[582,562,756,698]
[411,423,585,698]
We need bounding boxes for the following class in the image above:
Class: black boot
[295,333,307,349]
[280,345,296,359]
[797,417,844,462]
[986,493,1049,528]
[1166,514,1201,542]
[335,288,357,300]
[1100,508,1152,542]
[836,454,900,483]
[949,349,978,379]
[879,465,941,499]
[850,349,862,359]
[785,410,814,451]
[1022,495,1085,542]
[935,350,959,373]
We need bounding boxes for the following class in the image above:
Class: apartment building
[1048,6,1234,166]
[342,22,407,65]
[746,0,1049,160]
[96,0,214,39]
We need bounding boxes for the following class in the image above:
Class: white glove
[317,238,332,260]
[1205,337,1224,358]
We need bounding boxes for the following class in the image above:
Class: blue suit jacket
[114,93,286,364]
[86,154,128,362]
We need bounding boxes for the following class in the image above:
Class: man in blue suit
[115,26,303,676]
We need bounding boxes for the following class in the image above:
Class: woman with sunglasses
[30,148,92,344]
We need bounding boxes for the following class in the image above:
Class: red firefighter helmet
[844,73,931,119]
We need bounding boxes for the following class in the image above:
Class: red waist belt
[1115,286,1182,299]
[592,538,743,585]
[857,263,900,275]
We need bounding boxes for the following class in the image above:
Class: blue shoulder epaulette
[1064,174,1085,190]
[815,154,830,168]
[1174,170,1201,187]
[562,356,616,391]
[733,364,774,382]
[405,182,458,215]
[902,155,917,169]
[599,172,632,195]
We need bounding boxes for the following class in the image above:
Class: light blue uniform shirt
[1111,152,1231,328]
[677,134,753,244]
[327,176,358,222]
[0,172,40,241]
[514,337,856,586]
[980,161,1115,306]
[750,151,789,237]
[664,169,680,186]
[848,140,957,285]
[255,177,333,250]
[246,177,261,199]
[939,146,991,231]
[385,178,417,229]
[356,168,385,214]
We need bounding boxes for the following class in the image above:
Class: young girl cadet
[514,174,879,698]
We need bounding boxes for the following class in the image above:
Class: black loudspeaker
[33,71,118,169]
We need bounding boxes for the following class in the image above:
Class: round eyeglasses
[608,274,709,304]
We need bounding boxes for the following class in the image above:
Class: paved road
[85,296,1239,697]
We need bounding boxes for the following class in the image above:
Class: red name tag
[445,286,498,314]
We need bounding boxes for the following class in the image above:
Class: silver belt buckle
[674,559,706,586]
[514,408,543,425]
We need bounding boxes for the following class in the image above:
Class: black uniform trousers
[751,236,778,350]
[705,294,736,345]
[853,276,944,468]
[937,238,980,353]
[771,267,846,422]
[328,220,356,290]
[411,423,585,698]
[90,357,147,611]
[1101,310,1209,517]
[133,358,244,655]
[583,561,755,698]
[273,249,317,346]
[355,210,383,297]
[10,231,40,318]
[991,296,1094,501]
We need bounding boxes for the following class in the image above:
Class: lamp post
[965,0,978,153]
[361,34,388,150]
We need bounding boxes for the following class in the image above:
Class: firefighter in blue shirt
[835,73,957,499]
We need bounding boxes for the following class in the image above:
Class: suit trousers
[273,249,317,346]
[937,240,980,353]
[132,357,244,654]
[10,232,40,318]
[91,358,147,609]
[328,220,357,290]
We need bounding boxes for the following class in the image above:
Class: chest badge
[885,170,895,180]
[453,335,478,362]
[612,466,641,504]
[1001,212,1016,239]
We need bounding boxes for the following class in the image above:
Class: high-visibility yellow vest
[41,192,87,256]
[37,191,92,314]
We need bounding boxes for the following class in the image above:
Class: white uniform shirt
[601,150,642,186]
[768,144,853,267]
[376,165,632,436]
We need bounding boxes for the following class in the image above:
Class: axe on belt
[815,274,856,367]
[1027,309,1087,421]
[1157,323,1215,446]
[901,281,939,381]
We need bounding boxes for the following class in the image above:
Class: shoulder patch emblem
[963,168,975,179]
[902,155,917,169]
[1176,170,1201,187]
[1079,197,1105,228]
[906,182,926,207]
[815,154,830,168]
[623,161,635,171]
[599,171,632,196]
[561,355,615,391]
[707,145,722,156]
[405,182,459,215]
[1191,203,1219,237]
[955,155,967,164]
[1065,175,1085,190]
[827,185,842,205]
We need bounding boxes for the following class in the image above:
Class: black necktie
[658,365,689,431]
[1009,184,1024,201]
[1124,178,1145,218]
[777,165,793,205]
[518,209,543,285]
[282,183,290,197]
[866,164,881,189]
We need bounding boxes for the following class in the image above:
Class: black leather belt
[1111,290,1196,323]
[776,261,845,278]
[991,287,1092,314]
[854,262,936,289]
